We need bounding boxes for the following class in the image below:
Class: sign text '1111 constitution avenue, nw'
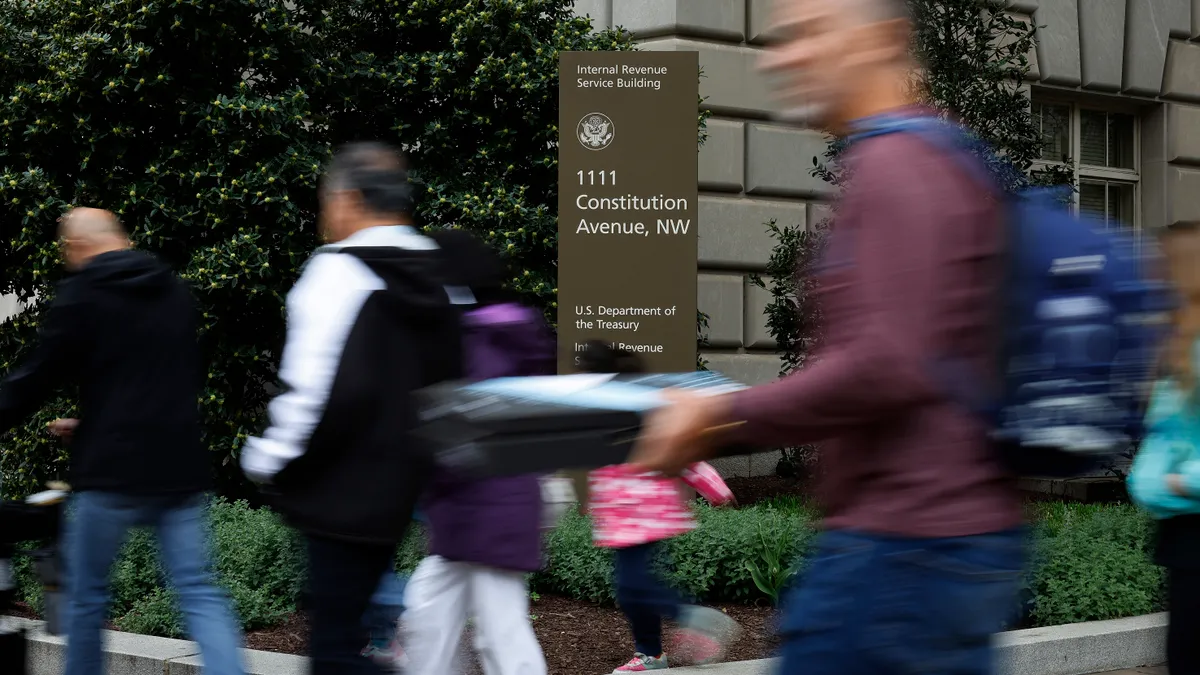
[556,50,699,374]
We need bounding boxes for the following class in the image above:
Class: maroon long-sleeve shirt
[729,131,1022,538]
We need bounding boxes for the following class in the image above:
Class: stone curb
[659,613,1168,675]
[8,618,307,675]
[7,611,1168,675]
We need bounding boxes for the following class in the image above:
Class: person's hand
[47,418,79,439]
[628,390,733,477]
[1167,474,1188,497]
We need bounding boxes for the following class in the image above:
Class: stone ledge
[655,613,1168,675]
[11,611,1168,675]
[12,617,307,675]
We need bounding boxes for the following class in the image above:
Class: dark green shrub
[532,507,615,604]
[665,503,813,604]
[10,499,1167,638]
[1026,504,1165,626]
[0,0,633,498]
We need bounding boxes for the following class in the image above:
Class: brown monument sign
[557,50,700,374]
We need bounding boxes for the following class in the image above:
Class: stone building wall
[573,0,1200,477]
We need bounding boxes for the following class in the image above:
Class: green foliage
[744,524,795,606]
[1026,503,1165,626]
[11,499,1168,637]
[533,506,615,603]
[0,0,633,497]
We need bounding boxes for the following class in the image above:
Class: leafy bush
[533,507,615,603]
[1026,503,1165,626]
[0,0,633,498]
[11,499,1167,638]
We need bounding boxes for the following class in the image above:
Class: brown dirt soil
[242,595,779,675]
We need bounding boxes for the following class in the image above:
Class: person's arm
[240,254,382,484]
[0,284,84,432]
[725,139,982,447]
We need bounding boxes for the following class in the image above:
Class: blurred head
[57,208,130,271]
[759,0,914,133]
[1160,221,1200,393]
[319,142,415,243]
[426,227,513,306]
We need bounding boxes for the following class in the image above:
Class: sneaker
[612,652,669,672]
[362,639,408,672]
[670,605,740,665]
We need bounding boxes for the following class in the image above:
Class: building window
[1032,100,1140,233]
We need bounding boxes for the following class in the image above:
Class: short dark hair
[323,141,415,216]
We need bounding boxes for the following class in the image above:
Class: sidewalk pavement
[1098,668,1166,675]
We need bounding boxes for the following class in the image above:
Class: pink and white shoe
[362,638,408,672]
[612,652,669,672]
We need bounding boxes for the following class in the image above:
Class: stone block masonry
[572,0,1200,477]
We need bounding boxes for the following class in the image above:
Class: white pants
[403,555,548,675]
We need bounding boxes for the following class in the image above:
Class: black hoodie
[0,249,211,495]
[241,225,465,544]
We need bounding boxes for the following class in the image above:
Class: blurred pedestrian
[1128,220,1200,675]
[579,344,739,674]
[241,143,464,675]
[0,208,245,675]
[401,228,551,675]
[629,1,1025,673]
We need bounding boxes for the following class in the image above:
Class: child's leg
[403,556,470,675]
[364,571,408,648]
[613,542,681,657]
[467,565,547,675]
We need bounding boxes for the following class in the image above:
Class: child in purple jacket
[402,229,552,675]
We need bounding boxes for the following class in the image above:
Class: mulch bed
[238,595,778,675]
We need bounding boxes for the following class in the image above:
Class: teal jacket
[1127,341,1200,519]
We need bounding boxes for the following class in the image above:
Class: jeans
[614,542,682,657]
[307,534,396,675]
[365,570,407,647]
[63,492,245,675]
[776,529,1024,675]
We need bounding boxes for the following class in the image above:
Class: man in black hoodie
[241,143,464,675]
[0,208,245,675]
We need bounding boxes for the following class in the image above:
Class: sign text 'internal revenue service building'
[557,50,699,374]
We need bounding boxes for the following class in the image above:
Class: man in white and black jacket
[241,143,464,675]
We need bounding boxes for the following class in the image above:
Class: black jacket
[241,226,463,545]
[0,250,211,494]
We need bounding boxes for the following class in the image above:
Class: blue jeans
[777,529,1024,675]
[63,492,245,675]
[365,570,407,647]
[614,542,682,657]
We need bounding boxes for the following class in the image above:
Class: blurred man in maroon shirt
[630,1,1023,673]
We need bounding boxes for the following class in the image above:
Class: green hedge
[11,498,1165,638]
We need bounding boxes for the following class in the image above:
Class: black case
[413,372,756,478]
[414,381,642,477]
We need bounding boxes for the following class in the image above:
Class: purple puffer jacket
[422,302,555,572]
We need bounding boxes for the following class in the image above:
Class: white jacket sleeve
[240,253,382,484]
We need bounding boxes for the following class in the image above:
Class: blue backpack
[847,114,1173,477]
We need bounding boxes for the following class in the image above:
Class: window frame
[1030,96,1141,232]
